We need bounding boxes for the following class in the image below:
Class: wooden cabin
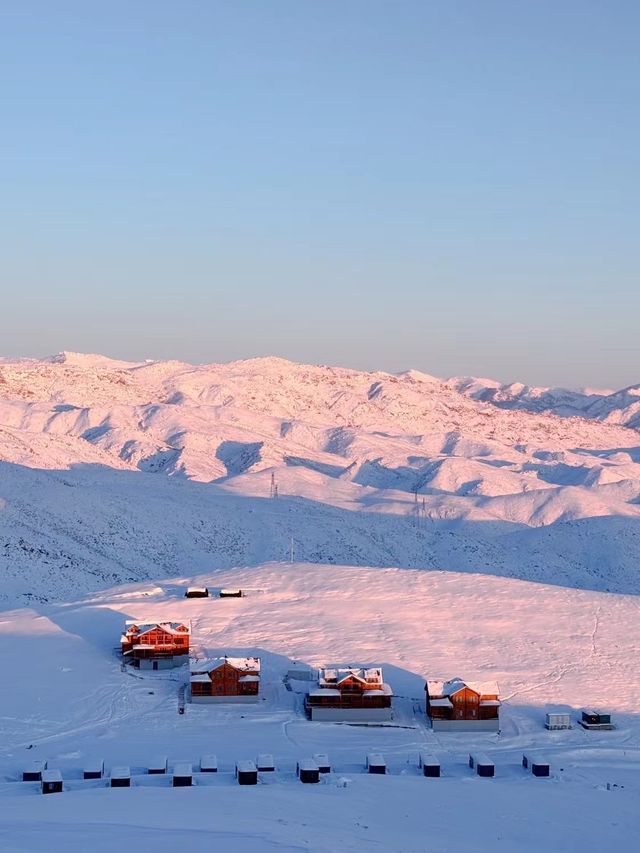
[121,621,190,670]
[185,587,209,598]
[219,588,243,598]
[190,656,261,703]
[426,677,500,731]
[305,666,393,722]
[41,770,63,794]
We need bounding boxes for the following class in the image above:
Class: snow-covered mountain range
[1,351,639,603]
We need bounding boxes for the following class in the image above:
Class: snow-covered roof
[124,620,189,634]
[480,699,501,707]
[470,753,493,765]
[137,623,188,637]
[83,759,104,772]
[173,762,192,776]
[309,688,341,697]
[190,673,211,683]
[149,757,167,769]
[25,760,47,772]
[298,759,319,771]
[42,770,62,783]
[239,674,260,683]
[200,755,217,770]
[319,666,384,687]
[427,678,499,698]
[190,656,260,674]
[429,698,453,708]
[236,761,256,773]
[111,766,130,778]
[363,684,393,697]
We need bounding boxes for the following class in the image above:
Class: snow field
[0,563,638,850]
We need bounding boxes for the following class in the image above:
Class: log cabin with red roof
[425,677,501,731]
[190,656,261,703]
[120,621,190,670]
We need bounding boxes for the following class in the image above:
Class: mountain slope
[0,352,639,603]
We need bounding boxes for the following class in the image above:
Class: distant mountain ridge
[0,352,638,603]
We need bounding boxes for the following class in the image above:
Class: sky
[1,1,638,389]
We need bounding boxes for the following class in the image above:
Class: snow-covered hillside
[0,352,639,603]
[0,563,638,852]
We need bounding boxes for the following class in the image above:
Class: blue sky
[1,1,638,388]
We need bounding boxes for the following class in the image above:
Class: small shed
[219,588,243,598]
[523,753,550,777]
[469,753,494,777]
[200,754,218,773]
[172,762,193,787]
[419,752,441,778]
[185,587,209,598]
[236,760,258,785]
[580,710,614,730]
[313,753,331,774]
[41,769,63,795]
[23,760,47,782]
[110,766,131,787]
[148,756,168,775]
[256,753,275,772]
[297,759,320,784]
[545,712,571,730]
[366,753,386,775]
[83,759,104,780]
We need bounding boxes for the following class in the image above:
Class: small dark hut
[172,762,192,787]
[41,770,63,794]
[236,760,258,785]
[469,753,494,777]
[297,760,320,784]
[366,753,386,775]
[110,766,131,787]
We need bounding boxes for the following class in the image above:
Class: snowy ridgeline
[0,563,638,851]
[1,353,640,604]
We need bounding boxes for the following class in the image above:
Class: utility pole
[270,471,275,499]
[289,537,295,563]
